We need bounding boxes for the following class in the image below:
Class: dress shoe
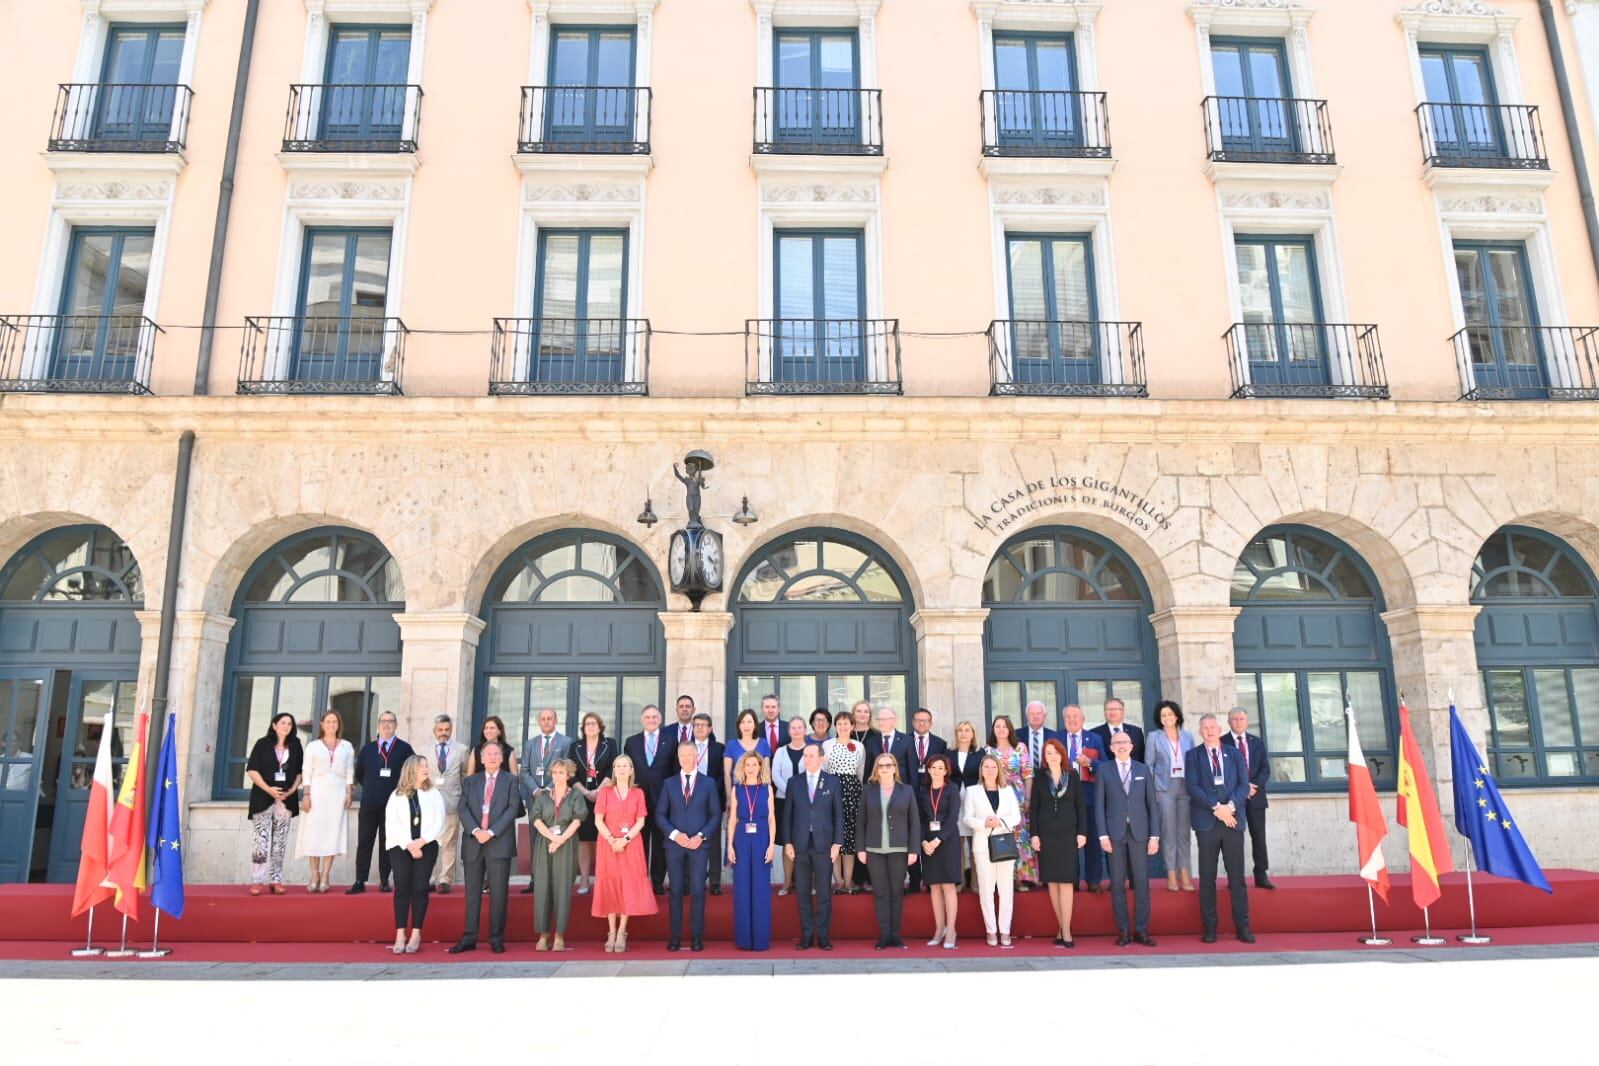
[1135,933,1157,947]
[345,882,365,895]
[1086,883,1103,894]
[818,939,834,951]
[709,886,721,896]
[1255,875,1277,890]
[691,938,704,952]
[1237,930,1256,944]
[1201,930,1218,944]
[446,941,475,954]
[874,939,888,950]
[379,881,392,893]
[1115,932,1131,947]
[796,936,813,950]
[653,885,666,896]
[521,883,535,894]
[436,883,451,894]
[889,938,906,949]
[490,943,506,954]
[667,939,681,952]
[1053,936,1067,948]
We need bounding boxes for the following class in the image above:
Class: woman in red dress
[592,753,658,952]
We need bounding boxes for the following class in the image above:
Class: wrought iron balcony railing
[518,86,651,154]
[745,318,901,395]
[0,314,159,394]
[239,316,407,395]
[48,83,193,153]
[1416,102,1547,170]
[987,319,1146,397]
[282,83,423,153]
[753,87,883,155]
[1225,322,1389,399]
[1201,96,1334,165]
[979,89,1110,158]
[1453,325,1599,400]
[490,317,650,395]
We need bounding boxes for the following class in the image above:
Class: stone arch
[463,513,668,616]
[0,511,163,607]
[956,509,1177,614]
[1483,512,1599,591]
[721,511,927,614]
[1217,509,1420,612]
[189,513,404,616]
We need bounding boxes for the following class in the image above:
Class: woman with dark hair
[296,709,354,893]
[917,752,962,948]
[1146,699,1195,892]
[569,711,615,896]
[723,708,772,806]
[807,707,832,745]
[857,753,920,950]
[465,715,520,777]
[245,712,303,895]
[986,715,1036,888]
[823,709,866,892]
[1030,738,1087,947]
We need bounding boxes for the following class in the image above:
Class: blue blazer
[655,771,722,843]
[1060,731,1105,803]
[354,738,415,809]
[1185,745,1250,832]
[622,731,676,807]
[784,770,846,852]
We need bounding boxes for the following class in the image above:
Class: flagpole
[105,914,136,958]
[1358,883,1390,946]
[1457,851,1493,944]
[137,909,172,958]
[1411,905,1446,946]
[70,905,103,957]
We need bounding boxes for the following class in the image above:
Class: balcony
[1416,103,1547,171]
[1201,96,1334,166]
[0,314,158,394]
[753,88,883,156]
[1226,322,1389,400]
[48,83,192,154]
[1454,325,1599,401]
[517,87,651,154]
[238,316,407,395]
[282,84,422,153]
[745,318,901,395]
[987,320,1146,397]
[979,90,1110,158]
[490,318,649,395]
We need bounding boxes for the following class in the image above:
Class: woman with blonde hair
[727,751,776,950]
[856,752,920,949]
[950,719,983,889]
[530,757,588,951]
[592,753,657,952]
[961,753,1022,947]
[384,755,445,953]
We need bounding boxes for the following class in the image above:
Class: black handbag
[987,827,1019,863]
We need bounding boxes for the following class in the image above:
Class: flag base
[1456,934,1492,944]
[69,947,104,957]
[136,947,172,958]
[104,948,138,957]
[1358,936,1392,946]
[1409,935,1446,945]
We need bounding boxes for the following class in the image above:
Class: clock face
[669,531,688,587]
[698,531,723,589]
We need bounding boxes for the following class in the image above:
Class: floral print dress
[988,743,1036,882]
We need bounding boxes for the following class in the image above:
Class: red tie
[1210,748,1221,776]
[1237,736,1249,774]
[482,774,495,829]
[768,723,779,750]
[918,735,927,763]
[683,775,693,801]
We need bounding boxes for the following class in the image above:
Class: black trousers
[390,842,438,930]
[792,848,833,940]
[707,811,724,888]
[1105,835,1152,934]
[460,852,511,947]
[354,804,390,885]
[1080,804,1105,885]
[665,840,709,941]
[1195,825,1250,934]
[1244,803,1270,877]
[865,852,908,943]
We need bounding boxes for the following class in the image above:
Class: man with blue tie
[656,742,722,952]
[1096,731,1161,946]
[783,743,844,951]
[1186,713,1253,943]
[623,704,674,895]
[1060,705,1105,891]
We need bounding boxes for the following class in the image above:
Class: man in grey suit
[429,714,470,893]
[1095,731,1161,947]
[449,742,522,954]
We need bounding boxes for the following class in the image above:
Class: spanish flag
[1396,702,1453,909]
[106,709,150,920]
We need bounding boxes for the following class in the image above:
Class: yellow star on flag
[1485,810,1497,822]
[1501,819,1513,830]
[1474,778,1485,789]
[1477,797,1488,807]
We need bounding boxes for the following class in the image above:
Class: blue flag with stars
[147,712,186,917]
[1449,704,1551,893]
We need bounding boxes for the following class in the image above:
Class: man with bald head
[1060,704,1105,892]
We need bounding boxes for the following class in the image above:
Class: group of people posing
[242,693,1275,953]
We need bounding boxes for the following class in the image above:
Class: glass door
[546,29,635,145]
[0,675,49,883]
[1420,46,1503,162]
[1210,37,1294,156]
[993,34,1080,150]
[534,230,627,383]
[45,676,137,883]
[987,673,1144,729]
[774,31,859,147]
[321,26,411,143]
[1235,234,1327,387]
[294,228,392,384]
[1006,233,1098,384]
[1455,241,1545,396]
[53,228,154,384]
[486,673,662,748]
[96,25,184,144]
[774,230,865,382]
[735,674,905,727]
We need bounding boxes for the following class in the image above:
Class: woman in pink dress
[592,753,657,952]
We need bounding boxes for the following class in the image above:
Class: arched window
[478,531,663,748]
[216,529,405,798]
[1472,527,1599,784]
[1232,526,1395,790]
[983,528,1156,728]
[730,531,913,725]
[0,525,143,603]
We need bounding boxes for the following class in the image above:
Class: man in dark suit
[759,694,786,756]
[1090,696,1146,765]
[656,741,722,951]
[1227,707,1274,889]
[449,741,521,954]
[905,708,947,893]
[1021,701,1062,773]
[348,711,414,895]
[1095,731,1162,946]
[1060,704,1106,891]
[1186,713,1253,943]
[623,704,675,895]
[864,706,912,783]
[783,743,844,950]
[691,713,726,895]
[670,693,715,746]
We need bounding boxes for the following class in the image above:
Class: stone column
[161,610,239,884]
[1149,606,1241,717]
[1379,604,1485,791]
[660,610,733,725]
[910,608,989,736]
[393,612,485,743]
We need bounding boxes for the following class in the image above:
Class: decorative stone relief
[761,184,877,203]
[991,185,1104,206]
[289,180,407,201]
[1220,188,1329,210]
[1439,193,1542,214]
[1399,1,1503,16]
[57,178,173,201]
[523,182,641,202]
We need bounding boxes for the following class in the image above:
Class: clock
[668,526,724,609]
[669,530,689,587]
[697,530,723,589]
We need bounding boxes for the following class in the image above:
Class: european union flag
[147,712,186,918]
[1448,705,1551,893]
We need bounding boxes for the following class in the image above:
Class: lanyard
[930,784,945,817]
[275,747,289,768]
[378,741,392,767]
[742,784,760,823]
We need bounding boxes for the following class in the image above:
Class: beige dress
[295,738,355,858]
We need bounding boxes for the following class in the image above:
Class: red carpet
[2,870,1592,954]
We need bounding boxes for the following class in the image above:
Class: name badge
[744,822,758,834]
[928,820,941,832]
[1171,767,1184,777]
[1213,774,1225,786]
[273,771,287,783]
[379,768,392,778]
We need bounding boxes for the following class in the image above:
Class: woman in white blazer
[961,752,1023,947]
[384,756,447,954]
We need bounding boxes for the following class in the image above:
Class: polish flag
[70,710,117,918]
[1346,702,1390,903]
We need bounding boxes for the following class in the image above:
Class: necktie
[1030,730,1040,766]
[541,735,550,762]
[1211,748,1221,776]
[646,732,656,762]
[808,775,816,801]
[380,739,389,757]
[918,735,927,764]
[437,743,446,773]
[482,773,495,828]
[768,723,779,750]
[1237,735,1249,774]
[679,723,688,744]
[1069,735,1078,762]
[1120,761,1131,793]
[683,774,693,801]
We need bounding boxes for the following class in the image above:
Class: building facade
[3,0,1599,885]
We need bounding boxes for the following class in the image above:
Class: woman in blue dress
[727,751,776,950]
[722,708,772,807]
